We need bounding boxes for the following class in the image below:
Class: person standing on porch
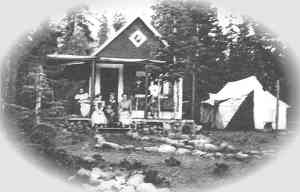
[119,93,132,127]
[74,88,90,117]
[148,81,161,118]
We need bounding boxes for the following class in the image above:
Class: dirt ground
[56,130,293,192]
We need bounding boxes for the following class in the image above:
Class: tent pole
[275,79,280,130]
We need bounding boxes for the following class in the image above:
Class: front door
[100,68,119,101]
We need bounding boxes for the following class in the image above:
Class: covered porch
[47,54,183,120]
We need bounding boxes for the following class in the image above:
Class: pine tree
[2,19,59,115]
[57,4,95,55]
[98,14,109,46]
[151,0,230,98]
[112,13,126,32]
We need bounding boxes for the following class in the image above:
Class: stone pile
[93,131,265,161]
[70,167,171,192]
[125,131,258,160]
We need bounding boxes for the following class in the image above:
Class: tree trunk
[35,65,43,124]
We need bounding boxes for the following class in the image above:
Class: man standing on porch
[148,80,161,118]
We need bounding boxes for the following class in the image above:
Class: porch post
[118,64,124,102]
[178,77,183,119]
[144,64,149,119]
[90,58,96,99]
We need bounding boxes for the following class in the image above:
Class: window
[129,30,147,47]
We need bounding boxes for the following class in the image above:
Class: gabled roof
[91,16,168,57]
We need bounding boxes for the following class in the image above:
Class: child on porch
[91,94,107,128]
[105,93,119,127]
[104,104,117,127]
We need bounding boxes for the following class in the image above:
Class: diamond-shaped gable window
[129,30,147,47]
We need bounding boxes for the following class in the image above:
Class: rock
[158,144,176,153]
[189,140,205,148]
[203,143,219,152]
[90,168,115,181]
[136,183,157,192]
[204,153,215,159]
[124,145,135,150]
[162,123,172,130]
[127,174,145,187]
[179,134,190,140]
[82,184,98,192]
[191,150,207,156]
[195,125,203,132]
[92,154,104,161]
[120,185,136,192]
[83,156,96,162]
[96,179,119,191]
[214,152,224,158]
[115,176,126,185]
[194,134,212,142]
[167,132,176,139]
[262,149,276,154]
[213,163,230,176]
[131,132,140,139]
[77,168,91,176]
[165,157,181,167]
[102,142,122,150]
[89,168,103,181]
[144,170,169,186]
[157,188,171,192]
[135,147,143,151]
[235,152,249,160]
[248,150,262,155]
[175,148,191,155]
[225,144,237,152]
[218,142,237,153]
[144,146,159,152]
[164,138,181,146]
[143,127,151,134]
[141,136,150,141]
[224,153,235,159]
[126,130,134,137]
[95,134,106,143]
[219,141,230,150]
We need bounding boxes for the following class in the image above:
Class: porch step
[68,117,91,121]
[97,128,131,133]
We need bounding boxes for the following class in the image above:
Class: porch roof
[46,54,168,66]
[47,54,97,61]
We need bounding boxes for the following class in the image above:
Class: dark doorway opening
[100,68,119,101]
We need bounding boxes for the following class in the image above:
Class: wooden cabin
[47,17,184,120]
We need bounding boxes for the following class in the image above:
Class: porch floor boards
[67,117,194,123]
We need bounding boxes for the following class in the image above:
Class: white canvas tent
[203,76,289,130]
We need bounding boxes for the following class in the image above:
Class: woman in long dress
[91,94,107,128]
[74,88,90,117]
[119,93,132,127]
